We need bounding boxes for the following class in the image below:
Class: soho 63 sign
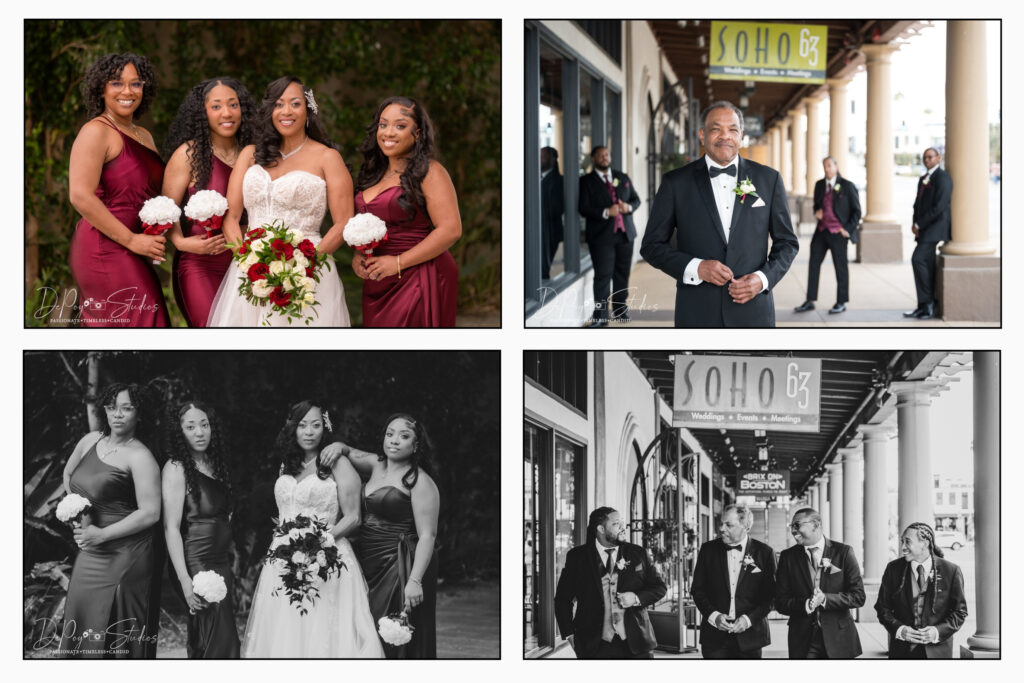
[672,355,822,432]
[709,21,828,84]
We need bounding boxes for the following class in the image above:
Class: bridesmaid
[162,77,256,326]
[325,414,440,657]
[161,401,240,658]
[68,53,169,327]
[59,383,162,657]
[352,97,461,327]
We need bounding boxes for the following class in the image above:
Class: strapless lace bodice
[273,475,338,523]
[243,165,327,244]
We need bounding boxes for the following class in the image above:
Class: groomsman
[554,507,666,658]
[906,147,952,319]
[775,507,865,658]
[690,504,777,658]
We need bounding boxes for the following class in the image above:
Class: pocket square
[750,567,762,573]
[751,197,766,208]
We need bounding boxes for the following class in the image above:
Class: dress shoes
[903,306,926,318]
[916,302,937,319]
[794,300,816,313]
[828,303,847,314]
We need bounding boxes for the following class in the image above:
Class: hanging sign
[709,21,828,84]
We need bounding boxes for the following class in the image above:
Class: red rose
[305,266,315,277]
[247,263,270,282]
[246,227,267,239]
[271,238,294,260]
[298,239,317,260]
[237,241,250,255]
[269,286,291,307]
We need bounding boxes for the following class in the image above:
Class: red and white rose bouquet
[138,195,182,263]
[343,213,388,256]
[230,220,332,326]
[183,189,229,239]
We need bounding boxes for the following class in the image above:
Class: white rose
[252,280,273,298]
[291,551,308,565]
[316,551,327,565]
[269,260,285,275]
[321,532,336,547]
[301,276,317,291]
[243,251,260,268]
[282,275,298,292]
[304,292,316,304]
[288,230,303,246]
[249,238,267,253]
[308,562,320,575]
[293,252,309,269]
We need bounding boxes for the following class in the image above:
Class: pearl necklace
[280,136,308,160]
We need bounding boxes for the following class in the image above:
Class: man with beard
[775,507,865,658]
[906,147,953,319]
[554,507,665,658]
[578,146,641,326]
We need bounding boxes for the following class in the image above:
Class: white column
[817,474,830,537]
[804,96,822,193]
[890,381,944,532]
[826,461,844,541]
[826,78,851,174]
[840,446,864,564]
[790,107,807,196]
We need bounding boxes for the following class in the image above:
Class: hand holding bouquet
[264,514,345,614]
[378,612,414,646]
[184,189,229,239]
[55,493,91,528]
[138,195,182,263]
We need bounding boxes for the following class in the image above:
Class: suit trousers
[911,240,939,306]
[891,643,928,659]
[805,623,830,659]
[581,635,653,659]
[702,634,763,659]
[590,231,634,319]
[806,229,850,303]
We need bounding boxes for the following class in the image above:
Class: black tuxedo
[874,556,968,659]
[806,174,862,304]
[540,168,564,279]
[554,541,666,658]
[579,169,641,320]
[690,537,777,658]
[640,156,799,327]
[911,166,953,306]
[775,539,865,658]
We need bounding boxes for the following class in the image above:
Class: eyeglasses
[108,80,146,91]
[790,520,813,531]
[103,404,137,415]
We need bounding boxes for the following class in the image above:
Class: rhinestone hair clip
[305,89,319,115]
[322,410,333,432]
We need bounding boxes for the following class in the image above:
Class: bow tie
[710,164,737,178]
[727,544,744,552]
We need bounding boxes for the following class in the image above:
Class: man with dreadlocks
[554,507,666,658]
[875,522,968,658]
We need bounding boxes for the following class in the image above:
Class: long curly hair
[274,399,334,481]
[162,400,233,504]
[356,96,437,222]
[82,52,158,119]
[253,76,338,168]
[161,77,257,190]
[378,412,434,490]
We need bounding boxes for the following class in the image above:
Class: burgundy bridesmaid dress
[172,156,234,327]
[355,186,457,327]
[68,118,169,327]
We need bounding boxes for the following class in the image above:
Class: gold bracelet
[397,254,402,280]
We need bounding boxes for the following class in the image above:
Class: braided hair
[904,521,945,559]
[162,401,232,503]
[378,413,434,490]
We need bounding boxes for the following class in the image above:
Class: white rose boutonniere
[733,177,760,204]
[922,175,931,186]
[612,177,620,187]
[742,554,762,573]
[833,182,841,193]
[616,557,631,571]
[819,557,841,574]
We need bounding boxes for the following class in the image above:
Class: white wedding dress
[206,165,351,326]
[240,474,383,658]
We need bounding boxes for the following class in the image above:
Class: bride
[207,76,352,326]
[241,400,382,657]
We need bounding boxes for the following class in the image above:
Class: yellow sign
[709,21,828,84]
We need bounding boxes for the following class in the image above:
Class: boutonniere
[612,177,620,187]
[922,175,931,186]
[833,182,841,193]
[616,557,631,571]
[819,557,841,574]
[733,177,759,202]
[742,554,762,573]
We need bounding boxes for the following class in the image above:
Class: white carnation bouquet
[55,493,91,527]
[191,570,228,604]
[183,189,229,239]
[343,213,388,256]
[378,611,414,646]
[264,514,344,615]
[138,195,182,263]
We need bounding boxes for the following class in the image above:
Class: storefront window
[553,436,582,581]
[523,423,542,653]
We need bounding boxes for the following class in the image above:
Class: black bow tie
[710,164,737,178]
[727,544,743,552]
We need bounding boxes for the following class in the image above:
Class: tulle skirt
[240,538,383,658]
[206,259,351,327]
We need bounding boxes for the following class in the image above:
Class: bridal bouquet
[55,493,91,527]
[231,220,332,326]
[138,195,182,263]
[183,189,229,239]
[378,612,414,646]
[264,514,345,615]
[343,213,388,256]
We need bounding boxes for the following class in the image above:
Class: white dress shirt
[682,155,768,291]
[897,556,937,642]
[709,535,748,627]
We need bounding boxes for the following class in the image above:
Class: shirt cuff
[602,208,609,220]
[684,258,703,285]
[709,611,723,628]
[896,625,910,641]
[754,270,768,293]
[805,599,815,615]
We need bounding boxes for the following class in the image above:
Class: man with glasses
[554,507,665,658]
[775,507,865,658]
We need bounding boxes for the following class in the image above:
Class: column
[789,107,807,196]
[816,474,830,538]
[890,381,943,532]
[840,446,864,563]
[858,45,904,263]
[825,461,843,541]
[808,484,818,511]
[779,117,792,189]
[858,423,893,623]
[770,127,781,174]
[964,352,999,656]
[826,78,851,174]
[805,97,822,194]
[938,21,1000,321]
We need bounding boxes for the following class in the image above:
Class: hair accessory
[305,89,319,115]
[323,410,333,432]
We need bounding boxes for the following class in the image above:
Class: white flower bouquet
[378,612,414,646]
[138,194,182,263]
[263,514,345,614]
[183,189,229,239]
[343,213,389,256]
[191,570,228,604]
[55,493,91,527]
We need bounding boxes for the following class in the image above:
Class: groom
[554,507,666,658]
[640,101,799,327]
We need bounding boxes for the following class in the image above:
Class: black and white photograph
[23,350,499,659]
[524,351,999,659]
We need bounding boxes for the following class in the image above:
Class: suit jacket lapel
[734,538,750,593]
[696,162,728,246]
[797,545,814,595]
[727,156,746,242]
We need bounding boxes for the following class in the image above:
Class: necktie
[809,546,821,585]
[917,565,928,593]
[709,164,737,178]
[604,547,617,575]
[603,174,625,234]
